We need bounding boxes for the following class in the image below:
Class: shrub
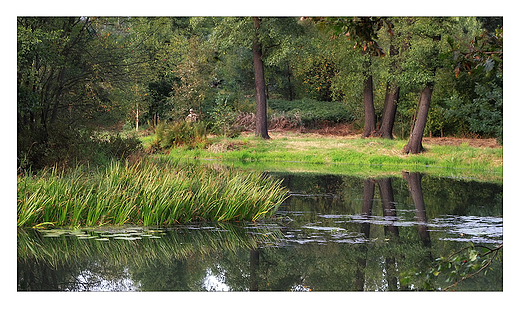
[268,98,355,128]
[208,93,239,137]
[17,124,144,173]
[153,120,207,149]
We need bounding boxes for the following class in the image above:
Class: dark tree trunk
[286,60,294,101]
[374,41,400,139]
[403,172,431,247]
[403,82,434,154]
[252,17,270,139]
[49,68,66,126]
[374,84,399,139]
[363,73,376,138]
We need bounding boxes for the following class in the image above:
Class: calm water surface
[17,172,502,291]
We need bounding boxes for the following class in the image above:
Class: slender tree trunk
[374,40,400,139]
[49,68,66,126]
[286,60,294,101]
[403,82,434,154]
[363,69,376,138]
[252,17,270,139]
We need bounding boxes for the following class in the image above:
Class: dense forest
[17,16,503,171]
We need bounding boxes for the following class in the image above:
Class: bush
[268,98,355,128]
[17,124,143,173]
[153,120,207,149]
[208,93,239,137]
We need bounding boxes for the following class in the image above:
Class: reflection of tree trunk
[252,17,270,140]
[377,178,399,238]
[377,178,399,290]
[361,179,375,236]
[249,248,260,291]
[403,172,431,247]
[356,179,375,291]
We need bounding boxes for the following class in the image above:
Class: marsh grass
[17,159,289,228]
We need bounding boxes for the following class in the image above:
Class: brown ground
[421,137,501,148]
[271,123,502,148]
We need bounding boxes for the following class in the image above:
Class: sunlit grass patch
[141,132,502,178]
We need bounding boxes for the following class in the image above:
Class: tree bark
[374,84,399,139]
[362,71,376,138]
[252,17,270,139]
[403,82,434,154]
[374,40,400,139]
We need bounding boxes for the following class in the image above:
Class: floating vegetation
[17,159,289,227]
[17,223,284,268]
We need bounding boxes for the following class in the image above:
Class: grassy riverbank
[17,159,288,228]
[145,131,503,181]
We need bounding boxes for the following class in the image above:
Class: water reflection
[18,172,502,291]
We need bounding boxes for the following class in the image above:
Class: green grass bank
[146,131,503,181]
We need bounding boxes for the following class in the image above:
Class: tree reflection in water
[18,172,502,291]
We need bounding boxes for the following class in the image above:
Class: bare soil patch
[422,137,501,148]
[267,123,501,148]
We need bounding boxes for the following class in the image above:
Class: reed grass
[17,159,289,228]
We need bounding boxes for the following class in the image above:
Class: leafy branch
[401,242,503,291]
[442,243,502,291]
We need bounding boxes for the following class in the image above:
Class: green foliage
[153,120,207,149]
[17,123,143,172]
[17,16,504,170]
[401,243,503,290]
[299,56,338,101]
[268,98,355,128]
[452,81,503,143]
[208,94,240,137]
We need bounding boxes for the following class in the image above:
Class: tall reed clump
[17,159,289,228]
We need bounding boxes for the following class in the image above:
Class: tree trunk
[374,40,400,139]
[363,72,376,138]
[403,82,434,154]
[252,17,270,139]
[374,84,399,139]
